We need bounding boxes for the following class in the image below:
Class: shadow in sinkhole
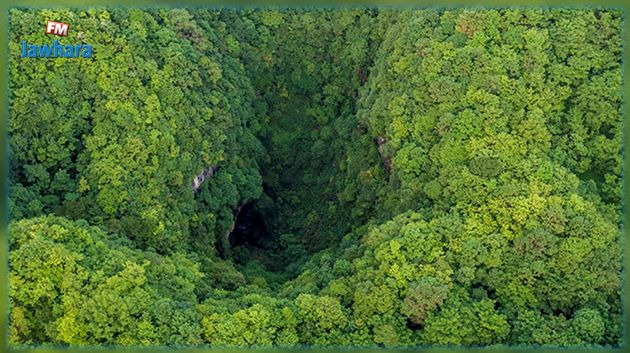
[229,202,269,249]
[227,201,281,268]
[228,199,314,289]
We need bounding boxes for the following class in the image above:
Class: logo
[46,21,69,37]
[20,20,92,59]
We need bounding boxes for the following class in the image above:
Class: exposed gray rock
[376,136,391,174]
[192,166,218,192]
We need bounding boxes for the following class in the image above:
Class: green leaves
[8,8,622,348]
[296,294,348,344]
[10,8,265,255]
[402,277,449,325]
[421,295,509,345]
[9,216,205,345]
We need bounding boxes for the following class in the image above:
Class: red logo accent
[46,21,69,37]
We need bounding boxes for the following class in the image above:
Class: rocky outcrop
[376,136,391,175]
[192,166,218,192]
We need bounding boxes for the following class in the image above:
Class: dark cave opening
[227,198,299,277]
[228,202,270,249]
[227,200,293,276]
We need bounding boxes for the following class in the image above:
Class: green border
[0,1,628,352]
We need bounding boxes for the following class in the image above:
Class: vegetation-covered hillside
[8,7,622,347]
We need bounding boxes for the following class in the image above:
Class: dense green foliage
[8,8,622,347]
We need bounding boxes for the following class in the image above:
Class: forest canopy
[7,7,623,347]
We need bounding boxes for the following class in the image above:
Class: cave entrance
[228,200,297,283]
[228,202,269,249]
[228,201,286,273]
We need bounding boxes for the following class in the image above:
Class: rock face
[376,136,391,175]
[192,166,218,192]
